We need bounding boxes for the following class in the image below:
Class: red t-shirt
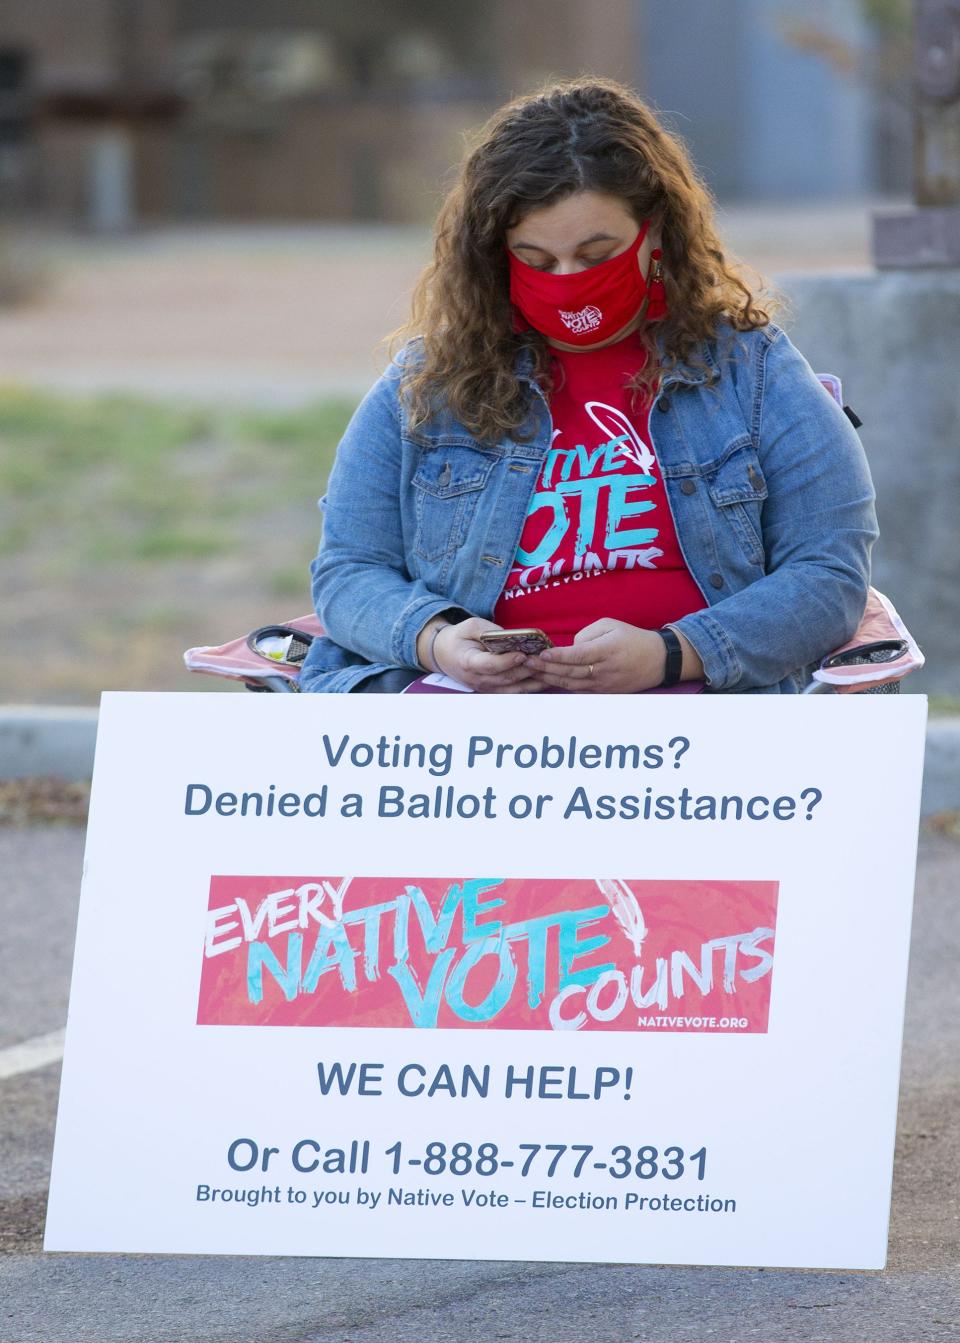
[493,332,706,644]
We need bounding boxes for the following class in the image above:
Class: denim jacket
[300,320,878,694]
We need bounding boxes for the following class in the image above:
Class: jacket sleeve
[671,328,879,691]
[309,362,470,669]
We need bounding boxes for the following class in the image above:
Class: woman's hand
[523,618,702,692]
[425,617,545,693]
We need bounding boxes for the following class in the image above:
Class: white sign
[45,692,926,1268]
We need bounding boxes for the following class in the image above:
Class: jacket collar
[515,326,721,390]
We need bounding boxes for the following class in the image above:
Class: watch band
[656,627,683,688]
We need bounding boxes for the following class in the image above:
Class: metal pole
[873,0,960,265]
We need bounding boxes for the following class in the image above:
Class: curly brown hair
[389,77,777,444]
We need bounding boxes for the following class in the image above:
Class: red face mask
[508,218,666,345]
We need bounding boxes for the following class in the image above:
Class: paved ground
[0,202,893,406]
[0,818,957,1342]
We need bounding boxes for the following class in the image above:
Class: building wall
[639,0,875,201]
[168,0,499,221]
[2,0,179,223]
[492,0,638,96]
[2,0,904,225]
[2,0,118,86]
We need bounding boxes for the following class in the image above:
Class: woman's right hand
[429,617,545,693]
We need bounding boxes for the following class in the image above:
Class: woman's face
[504,189,659,351]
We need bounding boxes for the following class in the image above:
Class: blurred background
[1,0,955,706]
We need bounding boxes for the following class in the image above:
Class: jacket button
[709,572,724,589]
[657,397,671,412]
[680,479,696,495]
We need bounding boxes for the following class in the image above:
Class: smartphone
[479,628,554,655]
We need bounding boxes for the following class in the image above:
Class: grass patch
[0,778,90,827]
[0,385,356,702]
[0,385,353,564]
[230,398,356,450]
[132,527,231,560]
[928,695,960,716]
[0,384,214,475]
[268,565,312,598]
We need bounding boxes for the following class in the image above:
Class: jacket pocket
[411,444,496,562]
[703,441,768,567]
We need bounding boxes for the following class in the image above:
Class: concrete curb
[921,717,960,817]
[0,708,99,782]
[0,705,957,816]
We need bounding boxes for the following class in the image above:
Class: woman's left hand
[524,619,669,693]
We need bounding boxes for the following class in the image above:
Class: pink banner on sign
[198,876,778,1033]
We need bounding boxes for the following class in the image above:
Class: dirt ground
[0,203,883,406]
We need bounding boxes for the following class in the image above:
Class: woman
[300,78,878,696]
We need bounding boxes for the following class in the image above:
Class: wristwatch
[656,627,683,688]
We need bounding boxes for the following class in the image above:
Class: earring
[646,249,668,321]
